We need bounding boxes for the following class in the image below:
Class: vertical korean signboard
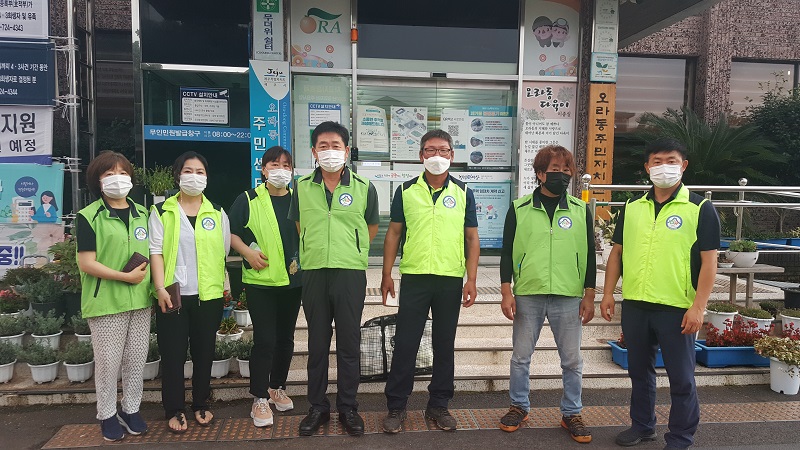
[249,60,291,188]
[588,84,615,218]
[252,0,284,61]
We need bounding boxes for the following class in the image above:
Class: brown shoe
[499,405,529,432]
[561,414,592,443]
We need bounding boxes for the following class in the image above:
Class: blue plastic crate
[608,340,664,369]
[695,340,769,368]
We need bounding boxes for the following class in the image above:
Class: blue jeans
[509,295,583,415]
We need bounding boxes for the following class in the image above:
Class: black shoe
[615,427,657,446]
[383,409,407,434]
[425,406,457,431]
[339,410,365,436]
[299,409,330,436]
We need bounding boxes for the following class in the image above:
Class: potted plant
[21,342,60,383]
[184,348,193,380]
[28,311,64,350]
[759,301,784,317]
[780,308,800,334]
[216,317,243,342]
[19,278,64,317]
[717,255,734,269]
[705,302,738,331]
[233,291,249,327]
[1,266,47,291]
[595,211,617,264]
[0,341,18,383]
[738,307,774,332]
[696,317,771,367]
[754,336,800,395]
[60,341,94,383]
[143,334,160,381]
[43,236,82,320]
[221,290,235,319]
[70,313,91,343]
[726,239,759,268]
[0,288,28,317]
[0,315,26,347]
[137,165,174,203]
[211,339,234,378]
[234,338,252,378]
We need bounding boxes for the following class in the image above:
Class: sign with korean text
[180,87,229,125]
[442,106,514,167]
[143,125,250,143]
[471,182,512,248]
[0,105,51,164]
[249,60,291,188]
[519,81,576,196]
[0,223,63,278]
[252,0,284,61]
[290,0,351,69]
[357,105,388,155]
[593,0,619,53]
[588,83,615,218]
[390,106,427,161]
[590,52,618,82]
[0,0,49,40]
[0,162,64,225]
[0,42,54,105]
[523,0,580,77]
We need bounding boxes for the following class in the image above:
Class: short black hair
[644,138,688,162]
[419,129,454,153]
[172,151,209,183]
[261,146,293,182]
[311,121,349,147]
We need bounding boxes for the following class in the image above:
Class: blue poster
[249,60,291,188]
[470,182,511,248]
[0,163,64,224]
[0,42,55,106]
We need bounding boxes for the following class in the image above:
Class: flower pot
[695,340,769,368]
[143,358,160,380]
[0,332,25,347]
[184,360,193,379]
[725,250,759,268]
[705,310,737,331]
[210,358,231,379]
[28,361,60,384]
[237,358,250,378]
[0,360,16,383]
[0,311,24,319]
[75,333,92,343]
[216,330,244,342]
[780,313,800,332]
[62,292,81,324]
[769,358,800,395]
[64,361,94,383]
[233,309,250,327]
[783,288,800,309]
[221,305,234,319]
[738,314,773,332]
[32,330,63,350]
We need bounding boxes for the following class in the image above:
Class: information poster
[252,0,284,61]
[590,52,618,82]
[0,0,49,40]
[292,75,350,168]
[390,106,427,161]
[249,60,291,188]
[0,223,63,278]
[290,0,351,69]
[0,163,64,224]
[0,42,55,106]
[593,0,619,53]
[442,106,513,167]
[519,81,576,196]
[471,182,511,248]
[0,105,52,164]
[357,105,389,154]
[180,87,229,125]
[523,0,580,77]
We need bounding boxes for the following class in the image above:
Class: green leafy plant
[138,165,174,196]
[218,317,241,335]
[59,341,94,365]
[28,311,64,336]
[43,236,81,293]
[147,334,160,363]
[0,288,27,313]
[755,336,800,368]
[214,340,236,360]
[706,302,738,313]
[1,267,47,286]
[781,308,800,318]
[234,339,253,361]
[595,211,618,244]
[729,240,758,253]
[739,308,773,320]
[0,315,26,337]
[21,342,59,365]
[19,278,63,304]
[70,314,90,335]
[0,341,17,365]
[234,290,248,310]
[760,301,784,316]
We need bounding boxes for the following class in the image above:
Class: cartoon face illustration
[531,16,553,47]
[551,18,569,47]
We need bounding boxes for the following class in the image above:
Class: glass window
[730,61,794,115]
[615,57,688,134]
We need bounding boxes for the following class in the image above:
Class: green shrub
[70,314,90,335]
[759,301,784,315]
[19,278,63,304]
[739,308,773,320]
[43,237,81,294]
[28,311,64,336]
[234,339,253,361]
[781,308,800,318]
[60,341,94,365]
[729,240,758,253]
[1,267,47,286]
[0,315,26,337]
[218,317,241,335]
[0,341,18,365]
[21,342,59,365]
[0,288,27,314]
[214,340,235,360]
[706,302,738,313]
[147,334,159,363]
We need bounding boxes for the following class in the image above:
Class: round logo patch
[442,195,456,208]
[557,216,573,229]
[339,193,353,207]
[665,215,683,230]
[202,217,216,230]
[134,226,147,241]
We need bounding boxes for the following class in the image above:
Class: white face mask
[424,155,451,175]
[101,174,133,199]
[648,163,683,189]
[316,149,347,172]
[179,173,207,196]
[266,168,293,188]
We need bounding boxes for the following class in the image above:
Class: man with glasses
[381,129,480,433]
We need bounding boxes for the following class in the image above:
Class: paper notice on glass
[309,103,341,127]
[390,106,428,161]
[357,105,389,154]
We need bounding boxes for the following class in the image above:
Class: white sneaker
[268,387,294,411]
[251,398,273,427]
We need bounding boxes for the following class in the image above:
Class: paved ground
[1,386,798,449]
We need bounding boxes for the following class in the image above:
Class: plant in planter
[143,334,160,380]
[759,301,784,317]
[211,339,235,378]
[780,308,800,335]
[216,317,243,342]
[0,340,18,383]
[21,342,60,383]
[726,239,759,268]
[28,311,65,350]
[60,341,94,383]
[697,317,772,367]
[234,338,253,378]
[0,288,28,316]
[233,290,249,327]
[705,302,738,331]
[138,165,174,202]
[43,236,82,320]
[1,266,47,288]
[20,277,64,317]
[754,336,800,395]
[738,307,774,331]
[595,211,618,263]
[0,315,27,347]
[70,313,91,342]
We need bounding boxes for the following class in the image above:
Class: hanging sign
[0,105,52,164]
[523,0,580,77]
[0,0,49,40]
[180,87,229,125]
[252,0,285,61]
[249,60,291,188]
[0,42,55,106]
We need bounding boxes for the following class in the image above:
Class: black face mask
[542,172,571,196]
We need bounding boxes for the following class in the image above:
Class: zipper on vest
[519,253,526,272]
[301,229,306,251]
[355,228,361,253]
[576,252,580,278]
[93,278,101,298]
[550,227,554,290]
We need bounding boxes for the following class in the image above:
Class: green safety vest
[77,198,152,318]
[152,194,226,300]
[399,174,467,278]
[297,168,370,270]
[621,185,704,309]
[511,192,588,297]
[241,183,291,287]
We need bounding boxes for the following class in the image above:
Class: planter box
[780,313,800,333]
[62,292,81,323]
[32,330,63,350]
[0,360,15,383]
[75,333,92,343]
[0,332,25,347]
[237,358,250,378]
[739,315,773,332]
[695,340,769,368]
[143,358,160,380]
[210,358,231,379]
[28,361,60,384]
[65,361,94,383]
[609,341,667,369]
[184,360,193,379]
[706,311,737,331]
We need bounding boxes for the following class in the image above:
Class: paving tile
[362,411,383,434]
[469,408,505,429]
[580,406,627,427]
[42,424,103,449]
[216,418,272,441]
[403,410,429,432]
[526,407,561,428]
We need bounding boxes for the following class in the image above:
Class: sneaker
[382,409,407,434]
[117,411,148,435]
[251,398,274,427]
[425,406,457,431]
[499,405,529,432]
[615,427,657,446]
[268,387,294,411]
[561,414,591,443]
[100,416,124,442]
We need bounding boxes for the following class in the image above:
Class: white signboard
[308,102,341,126]
[0,105,52,164]
[290,0,351,69]
[590,52,618,82]
[390,106,427,161]
[180,87,229,125]
[357,105,389,154]
[252,0,285,61]
[0,0,49,40]
[441,106,513,167]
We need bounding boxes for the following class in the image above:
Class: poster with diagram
[470,182,511,248]
[390,106,428,161]
[441,106,513,167]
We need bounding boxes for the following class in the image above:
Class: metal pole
[67,0,81,213]
[735,178,748,240]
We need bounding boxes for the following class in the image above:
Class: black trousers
[156,295,223,418]
[385,274,463,411]
[621,300,700,449]
[246,285,302,398]
[302,269,366,413]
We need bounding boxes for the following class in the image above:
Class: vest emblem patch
[665,215,683,230]
[442,195,456,208]
[339,193,353,207]
[134,226,148,240]
[557,216,573,229]
[202,217,216,230]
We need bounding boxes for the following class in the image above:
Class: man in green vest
[289,121,380,437]
[380,129,480,433]
[601,138,720,450]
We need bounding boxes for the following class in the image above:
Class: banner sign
[144,125,250,142]
[442,106,514,167]
[0,163,64,224]
[0,42,55,105]
[0,105,52,164]
[0,223,63,277]
[249,60,291,188]
[290,0,351,69]
[180,87,229,125]
[523,0,580,77]
[0,0,49,40]
[252,0,285,61]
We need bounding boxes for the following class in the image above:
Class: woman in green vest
[149,151,230,433]
[229,146,302,428]
[76,151,151,442]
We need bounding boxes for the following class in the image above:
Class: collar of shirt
[645,183,684,206]
[312,166,351,186]
[422,172,450,196]
[532,186,568,210]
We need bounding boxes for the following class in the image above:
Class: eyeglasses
[422,147,452,157]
